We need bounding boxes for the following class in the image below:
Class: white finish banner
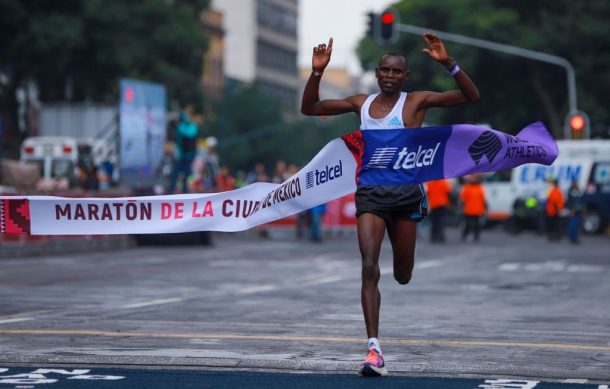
[1,139,357,235]
[0,122,557,236]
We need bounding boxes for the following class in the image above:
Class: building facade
[200,9,225,104]
[211,0,299,111]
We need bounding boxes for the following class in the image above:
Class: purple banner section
[344,122,558,186]
[443,121,557,178]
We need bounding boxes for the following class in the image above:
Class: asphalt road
[0,226,608,386]
[0,366,606,388]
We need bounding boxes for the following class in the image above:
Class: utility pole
[394,23,583,139]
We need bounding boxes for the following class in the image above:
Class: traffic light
[565,111,590,140]
[366,12,376,38]
[569,114,585,132]
[378,8,399,45]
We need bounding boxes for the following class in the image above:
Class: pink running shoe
[358,348,388,376]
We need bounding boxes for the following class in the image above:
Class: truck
[482,140,610,234]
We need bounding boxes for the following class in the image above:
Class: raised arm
[417,32,480,108]
[301,38,363,116]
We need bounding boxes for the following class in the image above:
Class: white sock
[368,337,382,354]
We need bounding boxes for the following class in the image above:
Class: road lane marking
[415,260,444,269]
[0,316,33,324]
[479,379,539,389]
[1,329,609,352]
[236,285,280,294]
[120,298,184,309]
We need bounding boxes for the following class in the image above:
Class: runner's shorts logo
[468,130,502,165]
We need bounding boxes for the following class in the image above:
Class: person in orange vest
[545,178,565,241]
[425,179,452,243]
[215,166,236,192]
[460,174,486,242]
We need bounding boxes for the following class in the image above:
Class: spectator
[168,111,199,193]
[545,178,565,241]
[157,143,175,192]
[234,170,247,188]
[460,175,486,242]
[246,162,270,184]
[77,157,99,191]
[566,180,584,244]
[215,166,236,192]
[309,203,327,242]
[272,160,289,183]
[425,178,452,243]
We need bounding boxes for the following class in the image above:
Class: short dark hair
[379,53,408,71]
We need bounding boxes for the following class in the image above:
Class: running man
[301,33,480,376]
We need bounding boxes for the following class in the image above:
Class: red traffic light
[381,12,394,24]
[569,114,585,131]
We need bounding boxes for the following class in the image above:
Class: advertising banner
[1,122,557,236]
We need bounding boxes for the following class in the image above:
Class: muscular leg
[387,219,417,285]
[357,213,386,338]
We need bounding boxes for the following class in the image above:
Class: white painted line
[479,379,539,389]
[567,265,603,273]
[415,260,443,269]
[0,369,8,373]
[598,385,609,389]
[120,297,184,309]
[498,263,521,271]
[563,379,588,383]
[238,273,354,295]
[0,317,34,324]
[236,284,279,294]
[304,275,345,285]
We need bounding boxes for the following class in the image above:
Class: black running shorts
[355,184,428,224]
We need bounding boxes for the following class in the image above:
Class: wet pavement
[0,227,608,385]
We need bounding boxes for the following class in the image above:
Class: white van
[483,140,610,232]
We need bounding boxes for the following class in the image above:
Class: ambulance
[20,136,79,182]
[482,140,610,233]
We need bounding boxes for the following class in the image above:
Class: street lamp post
[394,23,580,139]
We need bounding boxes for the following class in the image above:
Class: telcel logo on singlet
[365,143,441,170]
[391,142,441,170]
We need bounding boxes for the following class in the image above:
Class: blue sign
[119,79,166,189]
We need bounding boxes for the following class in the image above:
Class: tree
[357,0,610,139]
[208,81,360,173]
[0,0,209,156]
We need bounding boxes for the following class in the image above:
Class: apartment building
[211,0,299,111]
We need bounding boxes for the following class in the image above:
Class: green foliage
[357,0,610,138]
[208,82,359,172]
[0,0,209,107]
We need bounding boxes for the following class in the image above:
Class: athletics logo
[366,147,398,169]
[468,130,502,165]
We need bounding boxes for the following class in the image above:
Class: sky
[298,0,395,76]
